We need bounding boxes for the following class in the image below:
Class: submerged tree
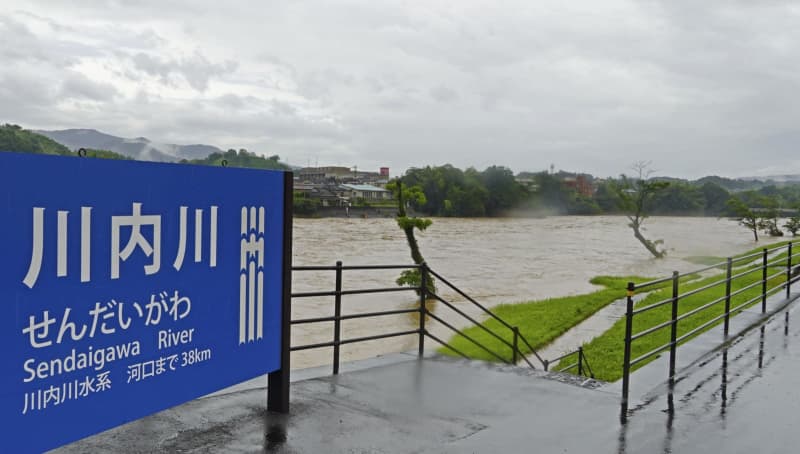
[757,199,783,237]
[386,179,436,294]
[784,217,799,236]
[784,205,800,237]
[613,161,669,258]
[727,196,760,241]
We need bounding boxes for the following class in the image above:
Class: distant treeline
[399,165,800,217]
[5,124,800,218]
[179,149,288,170]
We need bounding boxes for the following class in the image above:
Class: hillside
[1,125,286,170]
[36,128,221,162]
[182,149,290,171]
[0,124,132,160]
[0,124,72,155]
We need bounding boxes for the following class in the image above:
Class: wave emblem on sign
[240,206,265,344]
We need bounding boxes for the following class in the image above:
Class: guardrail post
[333,261,343,375]
[787,242,793,298]
[621,281,635,423]
[418,263,428,357]
[724,258,732,336]
[512,327,519,364]
[669,271,679,380]
[762,248,768,313]
[578,347,584,376]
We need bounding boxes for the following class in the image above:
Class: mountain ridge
[35,128,223,162]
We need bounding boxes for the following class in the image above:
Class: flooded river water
[291,216,784,369]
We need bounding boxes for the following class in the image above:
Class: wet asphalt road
[54,295,800,454]
[618,301,800,454]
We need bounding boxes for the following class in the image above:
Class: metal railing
[424,266,544,369]
[291,262,546,375]
[544,346,594,378]
[620,241,800,422]
[291,263,421,375]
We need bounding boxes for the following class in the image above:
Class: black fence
[544,347,594,378]
[620,241,800,422]
[291,262,546,374]
[290,242,800,423]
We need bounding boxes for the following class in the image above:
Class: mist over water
[291,216,786,369]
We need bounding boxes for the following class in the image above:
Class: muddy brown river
[291,216,785,369]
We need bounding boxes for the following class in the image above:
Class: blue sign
[0,152,287,453]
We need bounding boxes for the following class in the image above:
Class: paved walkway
[612,291,800,453]
[54,293,800,453]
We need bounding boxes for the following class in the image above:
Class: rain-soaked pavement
[616,292,800,453]
[54,292,800,454]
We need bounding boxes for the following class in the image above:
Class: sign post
[268,171,293,413]
[0,152,292,453]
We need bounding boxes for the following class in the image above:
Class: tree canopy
[182,148,289,170]
[1,124,73,155]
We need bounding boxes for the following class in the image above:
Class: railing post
[786,311,790,337]
[621,281,635,423]
[669,271,679,380]
[418,263,427,357]
[333,261,343,375]
[512,327,519,364]
[787,242,793,298]
[762,248,768,313]
[724,258,732,336]
[578,347,584,376]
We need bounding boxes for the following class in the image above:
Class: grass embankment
[438,276,675,363]
[558,243,792,381]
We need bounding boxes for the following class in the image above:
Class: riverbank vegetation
[439,241,793,380]
[554,241,792,381]
[437,275,688,362]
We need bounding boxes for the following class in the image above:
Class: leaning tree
[727,195,761,242]
[386,179,436,294]
[613,161,669,258]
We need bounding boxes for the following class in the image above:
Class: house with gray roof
[339,183,392,201]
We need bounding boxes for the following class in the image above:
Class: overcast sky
[2,1,799,178]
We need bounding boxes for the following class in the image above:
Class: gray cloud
[130,52,237,91]
[3,1,800,178]
[0,71,59,124]
[429,85,458,103]
[0,15,89,66]
[61,71,119,101]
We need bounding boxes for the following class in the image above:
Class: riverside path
[54,290,800,454]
